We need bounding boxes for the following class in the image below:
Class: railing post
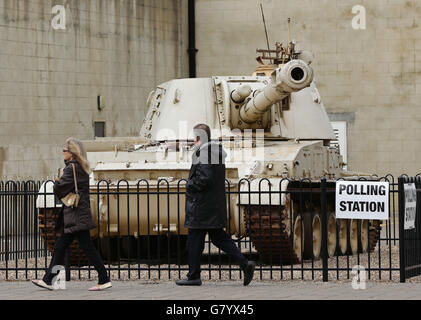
[65,247,71,281]
[321,177,328,282]
[5,183,10,277]
[398,176,406,283]
[23,183,28,278]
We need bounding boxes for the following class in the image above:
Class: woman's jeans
[43,230,110,285]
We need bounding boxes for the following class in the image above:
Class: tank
[36,38,382,265]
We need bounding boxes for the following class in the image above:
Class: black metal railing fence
[0,175,414,282]
[398,175,421,282]
[0,181,45,260]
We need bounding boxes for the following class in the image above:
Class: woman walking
[32,138,112,291]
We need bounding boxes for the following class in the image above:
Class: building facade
[0,0,420,179]
[195,0,421,178]
[0,0,188,179]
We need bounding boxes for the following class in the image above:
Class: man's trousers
[187,228,249,280]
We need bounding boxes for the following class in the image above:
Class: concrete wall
[0,0,188,179]
[195,0,421,178]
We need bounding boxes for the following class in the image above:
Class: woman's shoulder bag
[60,163,80,208]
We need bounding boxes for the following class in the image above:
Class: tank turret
[239,59,313,124]
[138,57,333,141]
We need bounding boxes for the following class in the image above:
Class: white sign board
[404,183,417,230]
[336,181,389,220]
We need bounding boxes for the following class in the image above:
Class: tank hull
[36,140,381,265]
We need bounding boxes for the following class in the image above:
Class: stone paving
[0,279,420,300]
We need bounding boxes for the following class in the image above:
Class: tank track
[37,209,382,267]
[369,220,382,252]
[244,204,382,264]
[37,208,90,266]
[245,204,301,264]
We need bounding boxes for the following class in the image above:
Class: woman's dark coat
[54,159,96,234]
[184,141,227,229]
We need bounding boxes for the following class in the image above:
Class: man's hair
[193,123,211,143]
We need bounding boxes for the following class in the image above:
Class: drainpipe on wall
[188,0,198,78]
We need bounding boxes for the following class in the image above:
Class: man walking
[176,123,255,286]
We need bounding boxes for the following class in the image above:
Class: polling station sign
[336,181,389,220]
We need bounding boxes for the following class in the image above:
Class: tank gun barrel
[231,84,252,103]
[239,59,313,124]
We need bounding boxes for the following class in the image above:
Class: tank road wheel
[358,220,369,253]
[349,219,359,255]
[169,235,188,259]
[337,219,348,256]
[293,215,304,262]
[99,237,118,262]
[327,213,337,257]
[303,214,321,260]
[121,236,136,259]
[37,208,90,266]
[244,196,303,264]
[369,220,382,252]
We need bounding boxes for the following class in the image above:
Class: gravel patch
[2,244,419,283]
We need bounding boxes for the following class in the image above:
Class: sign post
[398,177,406,283]
[321,178,328,282]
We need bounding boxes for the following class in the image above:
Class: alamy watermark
[352,5,366,30]
[351,265,366,290]
[50,4,367,32]
[151,123,266,166]
[51,5,66,30]
[51,265,66,290]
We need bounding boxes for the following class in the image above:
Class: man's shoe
[243,261,256,286]
[175,278,202,286]
[31,279,53,291]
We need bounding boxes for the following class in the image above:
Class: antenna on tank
[287,18,292,57]
[260,3,272,63]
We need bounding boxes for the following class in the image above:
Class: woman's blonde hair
[65,137,90,174]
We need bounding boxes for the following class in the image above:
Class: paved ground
[0,279,420,300]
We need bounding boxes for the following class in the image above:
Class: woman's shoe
[31,279,53,291]
[88,282,112,291]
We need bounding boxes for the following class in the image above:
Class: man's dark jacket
[184,141,227,229]
[54,159,96,234]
